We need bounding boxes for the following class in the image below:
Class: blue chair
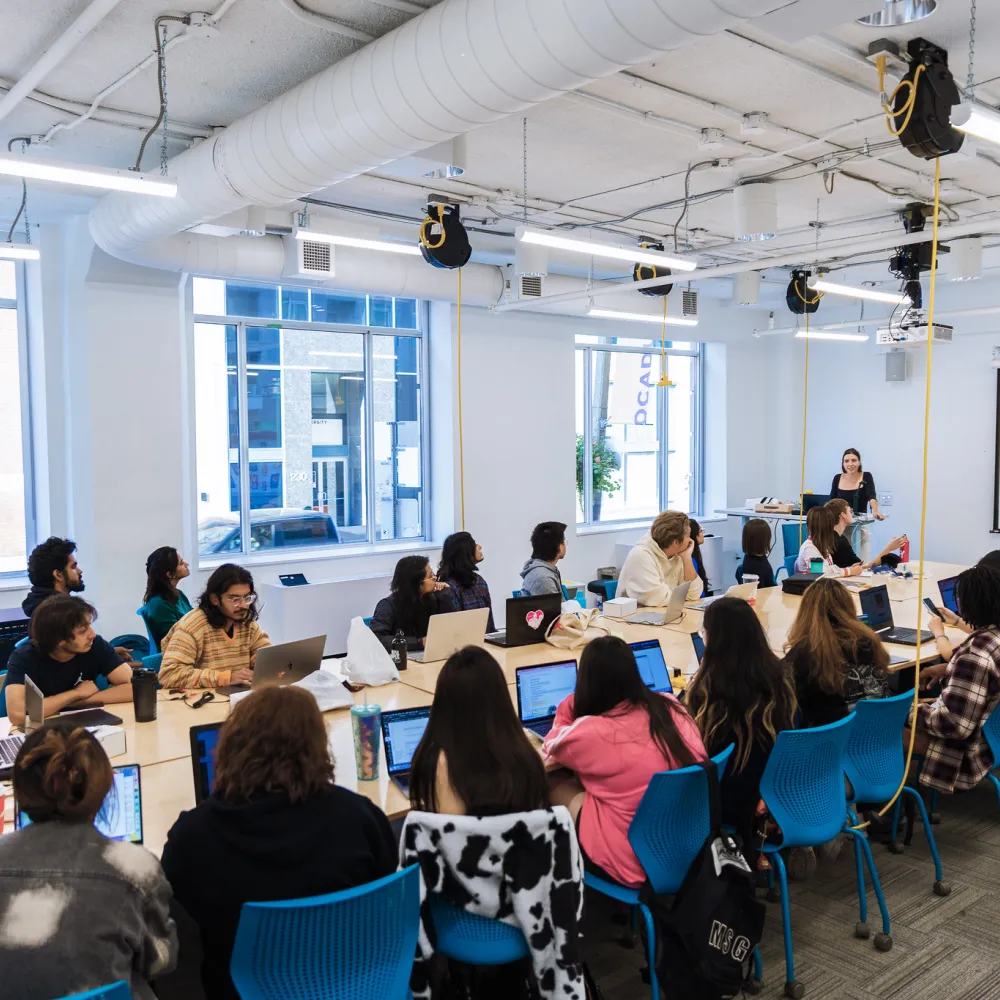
[14,635,29,649]
[57,983,131,1000]
[981,702,1000,807]
[760,716,892,999]
[783,554,798,578]
[587,579,618,606]
[844,692,948,899]
[136,604,161,652]
[512,589,522,599]
[584,745,761,998]
[782,522,805,561]
[230,864,420,1000]
[362,616,373,627]
[428,896,529,966]
[141,653,163,674]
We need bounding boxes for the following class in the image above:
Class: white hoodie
[617,533,704,607]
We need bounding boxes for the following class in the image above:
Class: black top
[737,554,775,589]
[161,786,397,1000]
[832,532,861,569]
[830,470,876,515]
[706,730,775,852]
[369,591,449,651]
[21,585,57,618]
[5,637,123,695]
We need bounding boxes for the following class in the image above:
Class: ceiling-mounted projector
[876,314,953,348]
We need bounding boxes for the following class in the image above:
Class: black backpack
[639,761,765,999]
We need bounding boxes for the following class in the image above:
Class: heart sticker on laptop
[526,610,545,630]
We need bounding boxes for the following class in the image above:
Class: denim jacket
[0,820,177,1000]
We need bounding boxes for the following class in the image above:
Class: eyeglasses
[224,593,256,606]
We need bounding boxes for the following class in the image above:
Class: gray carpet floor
[583,780,1000,999]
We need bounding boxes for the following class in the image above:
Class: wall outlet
[879,492,892,507]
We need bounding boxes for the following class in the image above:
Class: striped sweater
[159,609,270,689]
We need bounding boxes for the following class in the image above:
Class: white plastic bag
[343,616,399,685]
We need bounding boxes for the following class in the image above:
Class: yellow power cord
[456,266,465,531]
[420,204,447,251]
[657,295,673,387]
[797,308,810,549]
[877,55,926,138]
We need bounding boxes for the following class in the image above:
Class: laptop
[515,660,578,740]
[0,677,45,776]
[628,640,673,694]
[279,573,309,587]
[381,706,431,796]
[16,762,143,844]
[859,585,932,646]
[626,584,689,626]
[691,631,705,665]
[409,608,490,663]
[801,493,832,514]
[189,721,224,804]
[485,594,562,648]
[690,581,759,612]
[217,634,326,695]
[937,576,959,616]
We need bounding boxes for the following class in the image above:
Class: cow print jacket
[400,807,585,1000]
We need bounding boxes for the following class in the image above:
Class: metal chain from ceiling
[522,116,528,224]
[966,0,978,101]
[160,22,170,175]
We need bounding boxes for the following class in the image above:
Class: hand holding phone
[923,597,941,620]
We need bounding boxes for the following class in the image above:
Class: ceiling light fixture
[0,151,177,197]
[0,242,40,260]
[517,226,697,272]
[952,102,1000,147]
[295,230,422,256]
[733,182,776,242]
[807,277,909,305]
[795,331,869,342]
[857,0,937,27]
[948,237,983,281]
[588,307,698,327]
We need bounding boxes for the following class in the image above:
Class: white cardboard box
[603,597,638,618]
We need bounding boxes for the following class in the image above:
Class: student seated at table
[910,564,1000,794]
[827,498,905,572]
[21,536,85,617]
[785,577,889,728]
[140,545,192,651]
[162,686,395,1000]
[0,726,177,1000]
[543,636,706,887]
[689,517,712,596]
[686,598,796,851]
[737,517,775,588]
[159,564,270,690]
[370,555,451,651]
[436,531,496,632]
[519,520,567,597]
[617,510,704,606]
[794,506,863,578]
[5,595,133,727]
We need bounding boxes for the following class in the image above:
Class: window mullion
[364,331,377,543]
[236,322,252,556]
[582,348,594,526]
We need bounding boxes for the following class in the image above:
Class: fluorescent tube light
[517,225,697,272]
[795,331,869,342]
[807,277,909,305]
[589,307,698,327]
[0,151,177,197]
[295,230,421,256]
[952,102,1000,146]
[0,242,39,260]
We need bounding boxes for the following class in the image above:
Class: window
[194,279,426,559]
[575,335,702,525]
[0,261,33,575]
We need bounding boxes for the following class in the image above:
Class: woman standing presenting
[831,448,884,520]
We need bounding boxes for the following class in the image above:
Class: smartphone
[690,632,705,665]
[923,597,941,619]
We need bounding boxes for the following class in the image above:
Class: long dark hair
[688,518,710,594]
[144,546,180,604]
[390,555,435,636]
[409,646,549,815]
[199,564,259,629]
[574,636,698,767]
[686,598,796,772]
[437,532,480,589]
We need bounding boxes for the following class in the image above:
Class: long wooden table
[0,561,968,857]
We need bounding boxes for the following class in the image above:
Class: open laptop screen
[516,662,577,723]
[938,576,959,616]
[190,722,223,804]
[628,639,673,694]
[382,708,431,775]
[859,585,892,629]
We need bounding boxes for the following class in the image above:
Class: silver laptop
[409,608,491,663]
[0,678,44,773]
[627,584,689,626]
[690,581,759,612]
[217,634,326,695]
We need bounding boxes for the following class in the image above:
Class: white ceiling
[1,0,998,285]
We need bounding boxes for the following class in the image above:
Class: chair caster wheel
[767,887,782,903]
[784,980,805,999]
[929,812,941,824]
[874,932,893,952]
[887,840,905,855]
[745,978,761,995]
[934,880,952,897]
[855,920,870,940]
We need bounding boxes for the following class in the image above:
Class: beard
[68,578,85,593]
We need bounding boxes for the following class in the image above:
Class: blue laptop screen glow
[938,577,959,616]
[194,725,221,801]
[382,708,430,775]
[517,662,577,723]
[629,640,673,693]
[859,585,892,629]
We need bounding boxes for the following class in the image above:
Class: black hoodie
[21,585,57,617]
[161,786,397,1000]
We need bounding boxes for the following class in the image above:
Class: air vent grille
[682,288,699,316]
[300,240,332,275]
[520,274,543,298]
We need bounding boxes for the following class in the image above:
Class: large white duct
[89,0,789,278]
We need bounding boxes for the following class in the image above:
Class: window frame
[193,301,430,566]
[576,339,704,526]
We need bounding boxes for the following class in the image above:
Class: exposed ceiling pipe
[275,0,375,42]
[88,0,789,270]
[756,304,1000,337]
[0,0,126,124]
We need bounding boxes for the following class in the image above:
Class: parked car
[198,508,340,553]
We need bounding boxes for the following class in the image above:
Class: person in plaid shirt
[911,564,1000,792]
[437,531,496,633]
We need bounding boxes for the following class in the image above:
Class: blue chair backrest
[428,896,529,965]
[759,715,854,848]
[230,864,420,1000]
[57,983,131,1000]
[981,701,1000,771]
[362,616,373,627]
[783,554,798,578]
[137,605,161,652]
[512,589,522,599]
[604,580,618,600]
[627,744,734,896]
[843,691,914,803]
[782,522,805,560]
[141,653,163,674]
[14,635,29,649]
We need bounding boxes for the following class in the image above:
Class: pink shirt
[542,693,707,887]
